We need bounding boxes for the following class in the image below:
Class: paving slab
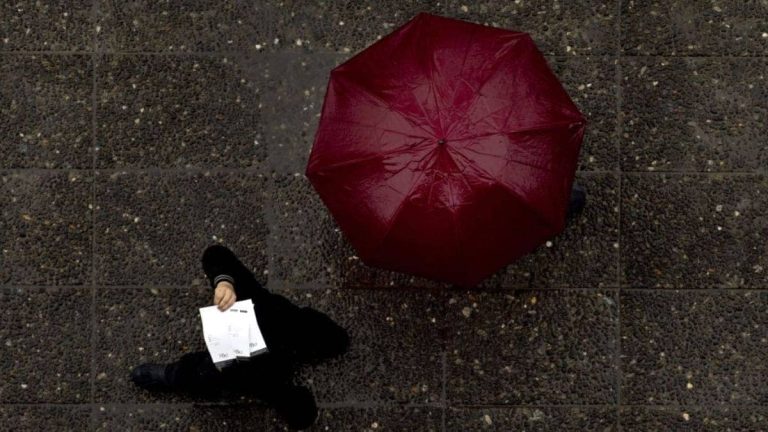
[279,289,445,404]
[0,287,91,403]
[446,407,617,431]
[621,406,768,431]
[0,54,92,169]
[96,54,264,169]
[96,1,271,53]
[0,405,90,431]
[621,290,768,404]
[621,0,768,56]
[93,404,441,431]
[621,174,768,288]
[93,170,268,287]
[0,0,93,51]
[0,171,92,286]
[621,57,768,172]
[93,286,214,403]
[443,0,618,56]
[444,290,618,404]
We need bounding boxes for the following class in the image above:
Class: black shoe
[271,385,318,430]
[130,363,170,390]
[566,183,586,221]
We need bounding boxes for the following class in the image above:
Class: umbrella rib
[310,137,431,173]
[458,145,554,174]
[450,120,585,142]
[328,117,431,140]
[447,147,560,231]
[369,168,430,260]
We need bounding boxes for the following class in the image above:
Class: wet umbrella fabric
[306,12,586,286]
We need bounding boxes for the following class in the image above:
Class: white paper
[199,299,268,367]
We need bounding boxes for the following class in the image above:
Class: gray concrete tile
[0,1,93,51]
[0,405,90,431]
[96,0,271,52]
[621,406,768,431]
[93,170,268,287]
[260,52,348,174]
[443,0,618,56]
[446,407,617,431]
[621,1,768,56]
[0,54,92,169]
[94,404,442,431]
[279,289,445,404]
[621,57,768,172]
[445,290,618,404]
[93,286,213,403]
[312,407,442,431]
[93,404,280,431]
[264,1,444,54]
[0,171,92,286]
[0,287,91,403]
[621,291,768,404]
[480,173,619,289]
[96,54,264,169]
[548,56,618,171]
[621,174,768,288]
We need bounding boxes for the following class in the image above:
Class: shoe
[566,183,586,221]
[271,385,318,430]
[129,363,170,390]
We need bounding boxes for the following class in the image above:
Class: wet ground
[1,1,768,431]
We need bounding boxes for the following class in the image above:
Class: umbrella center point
[437,138,446,145]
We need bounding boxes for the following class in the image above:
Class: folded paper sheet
[199,299,268,368]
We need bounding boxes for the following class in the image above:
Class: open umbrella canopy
[306,12,586,286]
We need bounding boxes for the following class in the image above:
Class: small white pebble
[733,211,740,217]
[483,414,492,425]
[715,205,723,212]
[545,241,553,247]
[460,5,469,12]
[686,382,694,389]
[20,384,28,389]
[295,39,303,46]
[682,412,690,421]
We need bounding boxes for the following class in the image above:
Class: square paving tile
[443,0,618,56]
[96,54,264,169]
[445,290,618,404]
[264,1,444,54]
[279,288,445,404]
[94,404,442,431]
[621,57,768,172]
[0,171,92,285]
[94,170,268,287]
[621,290,768,404]
[621,174,768,288]
[0,287,91,403]
[0,405,90,431]
[548,56,618,171]
[260,52,348,174]
[447,407,616,432]
[621,0,768,56]
[621,406,768,431]
[96,0,271,52]
[93,286,213,403]
[0,1,93,51]
[0,54,92,169]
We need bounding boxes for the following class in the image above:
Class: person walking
[130,244,350,430]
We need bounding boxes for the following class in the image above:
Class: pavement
[1,1,767,431]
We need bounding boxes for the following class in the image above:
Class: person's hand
[213,281,236,311]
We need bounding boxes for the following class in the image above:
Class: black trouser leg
[164,351,224,397]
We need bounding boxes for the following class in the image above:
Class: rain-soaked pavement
[1,1,768,431]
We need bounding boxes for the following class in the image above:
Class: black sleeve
[212,273,235,289]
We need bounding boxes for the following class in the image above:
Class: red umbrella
[306,12,586,287]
